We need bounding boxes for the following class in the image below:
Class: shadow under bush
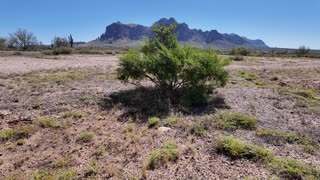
[100,86,229,122]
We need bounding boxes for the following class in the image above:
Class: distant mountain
[86,18,268,50]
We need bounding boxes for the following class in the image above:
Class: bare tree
[68,34,74,48]
[9,28,38,50]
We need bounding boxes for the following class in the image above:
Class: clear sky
[1,0,319,49]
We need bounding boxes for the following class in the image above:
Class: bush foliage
[117,25,229,106]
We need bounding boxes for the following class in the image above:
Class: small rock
[158,126,171,133]
[0,110,11,119]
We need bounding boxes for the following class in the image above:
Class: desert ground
[0,53,320,179]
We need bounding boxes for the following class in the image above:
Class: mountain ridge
[87,18,268,50]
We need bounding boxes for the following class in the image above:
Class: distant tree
[9,28,38,50]
[52,37,69,48]
[68,34,74,48]
[295,46,310,57]
[118,25,229,105]
[0,38,6,49]
[229,47,250,56]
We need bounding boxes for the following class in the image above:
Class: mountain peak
[96,18,268,50]
[154,17,178,26]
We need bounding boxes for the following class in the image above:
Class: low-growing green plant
[57,169,77,180]
[191,123,207,137]
[16,139,25,146]
[268,157,320,179]
[146,141,180,169]
[36,116,62,128]
[216,136,320,179]
[237,71,256,81]
[0,125,35,141]
[61,111,83,119]
[292,89,317,99]
[77,132,94,143]
[94,146,106,156]
[256,128,319,147]
[52,47,73,55]
[84,160,100,177]
[163,116,180,127]
[33,170,54,180]
[51,156,74,168]
[216,136,273,162]
[215,112,257,130]
[126,123,135,132]
[148,117,160,128]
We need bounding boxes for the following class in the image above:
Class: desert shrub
[36,116,62,128]
[76,49,104,54]
[229,48,250,56]
[51,156,74,168]
[163,116,180,127]
[52,37,69,48]
[77,132,94,143]
[0,38,6,49]
[42,50,53,55]
[191,123,207,137]
[215,112,257,130]
[216,136,273,162]
[33,170,54,180]
[237,71,256,81]
[146,141,180,169]
[0,125,35,141]
[292,89,317,99]
[84,161,100,177]
[230,55,244,61]
[52,47,73,55]
[148,117,160,128]
[256,128,319,147]
[268,157,320,179]
[295,46,310,57]
[61,111,83,119]
[16,139,25,146]
[117,25,229,106]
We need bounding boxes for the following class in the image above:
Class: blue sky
[1,0,319,49]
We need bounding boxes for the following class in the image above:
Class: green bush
[52,47,73,55]
[229,48,250,56]
[117,25,229,106]
[216,136,273,162]
[146,141,180,169]
[148,117,160,128]
[268,157,320,179]
[215,112,257,130]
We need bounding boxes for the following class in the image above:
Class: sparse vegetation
[84,160,100,177]
[191,123,207,137]
[216,136,273,162]
[9,28,38,50]
[77,132,94,143]
[146,141,180,170]
[148,117,160,128]
[36,116,62,128]
[215,112,257,130]
[256,128,319,147]
[216,136,320,179]
[51,156,74,168]
[268,157,320,179]
[61,111,83,119]
[237,71,256,81]
[0,125,35,142]
[163,116,180,127]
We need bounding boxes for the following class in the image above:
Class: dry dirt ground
[0,54,320,179]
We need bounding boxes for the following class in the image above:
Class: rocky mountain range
[87,18,268,50]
